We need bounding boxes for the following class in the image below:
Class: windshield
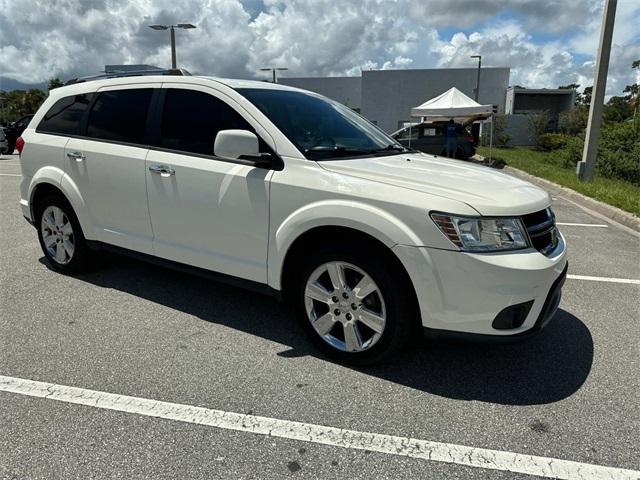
[237,88,405,160]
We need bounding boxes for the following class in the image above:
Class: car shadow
[43,253,594,406]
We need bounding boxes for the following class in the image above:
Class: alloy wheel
[304,261,386,352]
[41,206,75,265]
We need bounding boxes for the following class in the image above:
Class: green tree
[0,89,46,122]
[559,83,582,106]
[603,96,633,123]
[47,78,64,90]
[559,106,588,135]
[580,86,593,106]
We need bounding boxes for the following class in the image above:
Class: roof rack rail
[64,68,192,86]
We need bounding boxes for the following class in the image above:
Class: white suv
[18,74,567,364]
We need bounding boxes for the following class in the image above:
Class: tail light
[15,136,25,156]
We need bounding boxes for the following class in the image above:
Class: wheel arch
[269,200,424,289]
[278,224,422,332]
[29,171,92,238]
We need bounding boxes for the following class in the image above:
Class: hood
[318,153,550,216]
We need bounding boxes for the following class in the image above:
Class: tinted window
[38,94,93,135]
[159,89,252,155]
[87,89,152,144]
[238,88,399,159]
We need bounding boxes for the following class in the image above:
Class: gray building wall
[279,76,362,110]
[505,88,575,117]
[504,88,575,142]
[504,114,533,146]
[361,67,510,133]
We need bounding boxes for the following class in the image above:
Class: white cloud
[0,0,638,97]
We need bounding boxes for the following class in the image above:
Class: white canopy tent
[409,87,495,161]
[411,87,492,118]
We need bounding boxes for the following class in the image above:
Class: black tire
[35,193,92,274]
[289,244,417,365]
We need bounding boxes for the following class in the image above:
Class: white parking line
[556,222,608,228]
[0,173,21,177]
[1,375,638,480]
[567,274,640,285]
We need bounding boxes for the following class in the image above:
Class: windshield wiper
[304,145,374,158]
[374,144,405,152]
[371,144,419,154]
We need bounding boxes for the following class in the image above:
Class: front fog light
[431,213,529,252]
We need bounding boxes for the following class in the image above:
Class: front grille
[521,208,559,256]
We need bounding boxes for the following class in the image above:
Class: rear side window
[87,89,153,144]
[159,89,252,155]
[37,94,93,135]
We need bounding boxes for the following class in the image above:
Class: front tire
[291,245,416,365]
[36,194,91,273]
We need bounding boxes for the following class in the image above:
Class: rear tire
[289,244,416,365]
[36,194,92,274]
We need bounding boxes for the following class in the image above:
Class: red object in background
[15,136,25,155]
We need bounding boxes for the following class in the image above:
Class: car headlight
[430,213,529,252]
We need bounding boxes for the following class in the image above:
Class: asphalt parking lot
[1,152,639,479]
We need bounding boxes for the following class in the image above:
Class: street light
[471,55,481,102]
[149,23,196,69]
[260,67,288,83]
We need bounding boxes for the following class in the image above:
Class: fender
[28,167,95,239]
[268,199,424,289]
[27,166,65,220]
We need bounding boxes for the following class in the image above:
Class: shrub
[480,115,511,147]
[559,107,588,135]
[553,122,639,185]
[493,115,511,147]
[528,111,550,147]
[538,133,571,151]
[597,122,640,185]
[556,136,584,169]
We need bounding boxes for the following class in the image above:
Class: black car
[3,114,34,153]
[391,121,476,159]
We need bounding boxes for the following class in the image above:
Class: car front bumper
[392,231,568,338]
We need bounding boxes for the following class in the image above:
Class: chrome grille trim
[521,208,559,256]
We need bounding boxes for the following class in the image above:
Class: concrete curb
[504,166,640,233]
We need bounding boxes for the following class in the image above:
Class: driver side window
[158,89,254,156]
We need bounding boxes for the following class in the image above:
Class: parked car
[391,121,476,159]
[0,127,9,154]
[18,74,567,365]
[4,114,34,153]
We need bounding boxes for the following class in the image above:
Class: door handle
[148,164,175,177]
[67,151,85,162]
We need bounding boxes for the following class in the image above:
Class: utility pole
[577,0,617,181]
[260,67,288,83]
[471,55,482,101]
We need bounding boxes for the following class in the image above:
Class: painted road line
[556,222,608,228]
[0,173,21,177]
[1,375,638,480]
[567,274,640,285]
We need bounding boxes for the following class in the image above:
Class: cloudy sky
[1,0,638,96]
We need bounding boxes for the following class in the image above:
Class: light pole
[260,67,288,83]
[578,0,617,181]
[149,23,196,69]
[471,55,482,102]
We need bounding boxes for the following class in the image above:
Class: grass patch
[478,147,640,216]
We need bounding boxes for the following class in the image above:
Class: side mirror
[214,129,272,168]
